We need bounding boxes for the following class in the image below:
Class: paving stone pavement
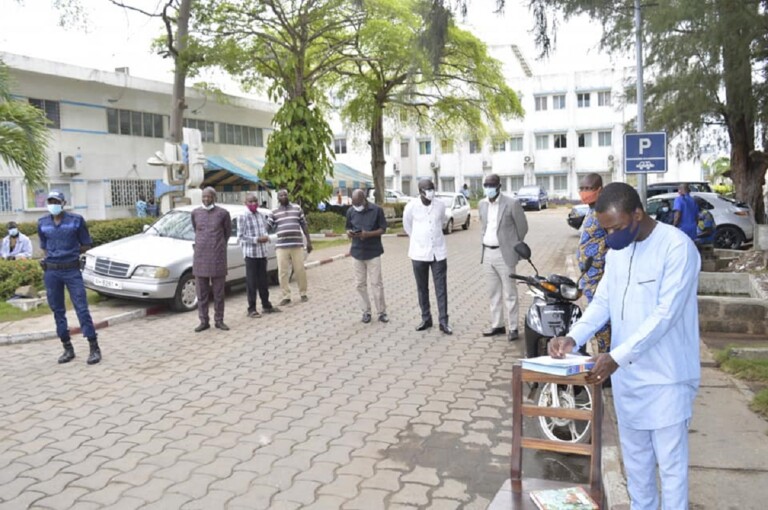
[0,209,588,509]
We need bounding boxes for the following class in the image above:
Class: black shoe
[279,298,291,306]
[507,330,519,342]
[300,295,309,303]
[362,312,372,324]
[415,319,433,331]
[86,338,101,365]
[58,339,75,364]
[439,323,453,335]
[378,313,389,323]
[215,321,230,331]
[482,326,506,337]
[264,306,281,313]
[194,322,210,333]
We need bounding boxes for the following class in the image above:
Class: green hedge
[0,259,44,300]
[306,212,346,233]
[88,218,155,247]
[392,202,407,218]
[0,222,38,237]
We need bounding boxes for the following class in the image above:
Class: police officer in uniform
[38,191,101,365]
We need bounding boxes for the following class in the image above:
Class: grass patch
[0,290,102,323]
[716,346,768,419]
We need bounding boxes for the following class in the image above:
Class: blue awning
[205,156,265,184]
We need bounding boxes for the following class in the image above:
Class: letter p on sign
[639,138,652,155]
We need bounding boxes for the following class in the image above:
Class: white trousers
[353,256,386,315]
[619,420,690,510]
[483,248,519,331]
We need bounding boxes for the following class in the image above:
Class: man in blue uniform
[38,191,101,365]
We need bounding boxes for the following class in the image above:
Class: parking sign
[624,132,667,173]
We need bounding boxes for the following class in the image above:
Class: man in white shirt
[403,178,451,334]
[1,221,33,260]
[478,174,528,342]
[549,182,700,510]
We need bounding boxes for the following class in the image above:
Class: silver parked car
[646,192,756,249]
[435,192,471,234]
[82,204,279,312]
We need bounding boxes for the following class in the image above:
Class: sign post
[624,131,668,174]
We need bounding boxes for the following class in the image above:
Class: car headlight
[560,284,580,300]
[84,254,96,270]
[132,265,171,279]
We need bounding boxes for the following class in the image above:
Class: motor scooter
[510,242,594,444]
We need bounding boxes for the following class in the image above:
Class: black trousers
[412,258,448,324]
[245,256,272,312]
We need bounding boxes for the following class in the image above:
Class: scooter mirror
[514,242,532,260]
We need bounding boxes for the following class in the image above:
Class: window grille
[110,180,156,207]
[0,181,12,213]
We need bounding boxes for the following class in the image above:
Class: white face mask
[203,203,215,211]
[8,228,19,237]
[352,205,364,212]
[422,189,435,201]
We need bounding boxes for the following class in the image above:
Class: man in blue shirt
[38,191,101,365]
[346,189,388,324]
[673,184,699,241]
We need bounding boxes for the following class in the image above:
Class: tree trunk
[168,0,191,145]
[370,103,387,205]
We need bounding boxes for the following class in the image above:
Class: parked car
[367,189,411,204]
[82,204,280,312]
[646,181,712,198]
[434,192,471,234]
[567,204,590,230]
[516,185,549,210]
[646,192,755,249]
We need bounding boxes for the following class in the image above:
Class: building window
[598,91,612,107]
[468,176,484,193]
[400,141,409,158]
[0,180,12,213]
[578,132,592,148]
[553,134,567,149]
[219,123,264,147]
[418,140,432,155]
[598,130,613,147]
[552,95,566,110]
[26,183,72,210]
[384,139,391,156]
[184,118,216,143]
[534,96,548,111]
[334,138,347,154]
[535,174,550,191]
[440,139,454,154]
[469,139,482,154]
[492,139,506,152]
[385,177,394,189]
[535,134,549,150]
[110,180,157,208]
[553,174,568,191]
[28,98,60,129]
[107,108,164,138]
[509,136,523,151]
[440,177,455,193]
[577,93,591,108]
[510,175,524,191]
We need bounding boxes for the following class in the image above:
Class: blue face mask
[606,219,640,250]
[47,204,63,216]
[483,186,499,199]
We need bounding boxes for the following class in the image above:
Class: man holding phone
[346,189,388,324]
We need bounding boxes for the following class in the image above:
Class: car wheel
[172,272,197,312]
[536,201,542,211]
[443,219,453,235]
[462,214,470,230]
[542,200,548,210]
[715,225,745,249]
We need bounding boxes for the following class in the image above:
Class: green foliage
[392,202,407,218]
[0,61,50,187]
[0,259,43,300]
[306,211,346,233]
[716,347,768,418]
[0,222,38,237]
[88,218,156,247]
[713,184,734,196]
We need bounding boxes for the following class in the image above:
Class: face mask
[203,203,215,211]
[579,189,599,205]
[605,218,640,250]
[422,189,435,201]
[247,203,258,213]
[352,205,364,212]
[660,207,669,213]
[483,186,499,199]
[47,204,63,216]
[8,228,18,237]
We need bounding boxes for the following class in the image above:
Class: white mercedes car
[82,204,279,312]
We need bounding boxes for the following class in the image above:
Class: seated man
[1,222,33,260]
[655,199,675,225]
[694,197,716,247]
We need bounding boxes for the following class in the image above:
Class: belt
[483,245,500,250]
[43,260,81,270]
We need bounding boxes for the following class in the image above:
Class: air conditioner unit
[524,155,534,164]
[482,159,492,169]
[59,152,80,174]
[430,161,440,170]
[561,156,570,164]
[608,154,615,162]
[393,163,399,172]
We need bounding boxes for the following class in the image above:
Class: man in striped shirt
[239,193,280,318]
[270,189,313,305]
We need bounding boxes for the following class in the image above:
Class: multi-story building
[330,44,700,200]
[0,52,277,222]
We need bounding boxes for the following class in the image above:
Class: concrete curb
[601,391,631,509]
[0,254,352,347]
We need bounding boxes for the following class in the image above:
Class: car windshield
[147,210,194,241]
[436,196,454,206]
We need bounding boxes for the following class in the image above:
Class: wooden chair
[509,364,604,508]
